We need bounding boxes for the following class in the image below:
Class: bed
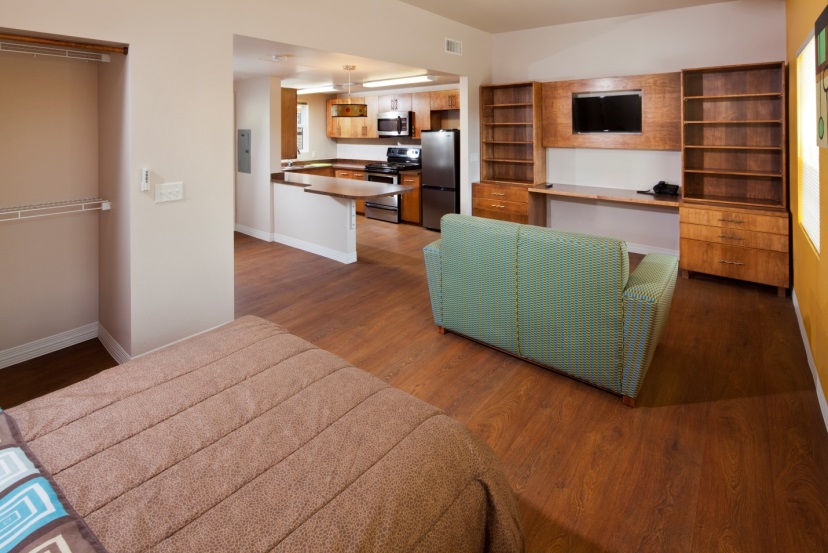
[2,316,523,552]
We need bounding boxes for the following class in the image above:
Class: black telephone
[652,181,679,196]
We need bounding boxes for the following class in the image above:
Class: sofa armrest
[620,253,679,399]
[423,239,443,327]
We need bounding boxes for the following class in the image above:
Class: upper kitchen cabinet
[431,89,460,111]
[412,92,431,138]
[378,93,411,113]
[326,97,378,138]
[281,88,298,160]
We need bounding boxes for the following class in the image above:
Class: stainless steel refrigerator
[421,129,460,231]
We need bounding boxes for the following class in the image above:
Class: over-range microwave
[377,111,412,137]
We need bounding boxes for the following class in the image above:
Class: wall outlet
[311,151,316,159]
[155,181,184,203]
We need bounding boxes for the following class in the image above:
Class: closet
[0,35,126,366]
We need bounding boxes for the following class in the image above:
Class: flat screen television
[572,91,642,134]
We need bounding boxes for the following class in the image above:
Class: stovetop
[365,147,421,174]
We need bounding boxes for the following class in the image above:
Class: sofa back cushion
[517,225,629,390]
[439,215,520,355]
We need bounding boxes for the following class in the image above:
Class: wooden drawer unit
[680,206,788,234]
[680,239,789,288]
[400,173,422,224]
[473,182,529,223]
[679,204,789,293]
[679,223,788,252]
[335,169,353,179]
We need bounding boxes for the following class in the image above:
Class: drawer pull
[719,259,745,266]
[403,178,415,183]
[718,218,744,224]
[491,204,506,208]
[492,192,506,196]
[719,234,744,240]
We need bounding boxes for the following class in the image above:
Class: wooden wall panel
[542,72,681,150]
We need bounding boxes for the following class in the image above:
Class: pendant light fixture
[331,65,368,117]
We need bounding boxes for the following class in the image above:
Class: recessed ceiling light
[298,85,343,95]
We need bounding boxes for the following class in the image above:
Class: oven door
[365,172,400,223]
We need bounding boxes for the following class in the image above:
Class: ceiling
[233,35,457,92]
[233,0,736,90]
[398,0,735,33]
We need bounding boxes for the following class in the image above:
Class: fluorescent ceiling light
[298,85,342,95]
[362,74,436,88]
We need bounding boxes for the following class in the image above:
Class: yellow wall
[787,0,828,403]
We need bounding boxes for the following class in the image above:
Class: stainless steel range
[363,147,421,223]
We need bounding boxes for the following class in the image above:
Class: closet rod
[0,33,127,55]
[0,198,111,222]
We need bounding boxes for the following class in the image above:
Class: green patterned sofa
[423,214,678,406]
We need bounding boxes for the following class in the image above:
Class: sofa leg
[622,396,636,407]
[437,326,446,334]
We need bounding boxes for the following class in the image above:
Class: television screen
[572,91,642,134]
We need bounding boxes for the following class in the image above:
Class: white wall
[489,0,786,254]
[297,94,337,162]
[234,77,279,238]
[0,53,99,351]
[1,0,492,356]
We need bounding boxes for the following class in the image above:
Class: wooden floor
[3,216,828,552]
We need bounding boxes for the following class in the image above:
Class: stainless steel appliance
[421,130,460,231]
[377,111,412,137]
[364,147,421,223]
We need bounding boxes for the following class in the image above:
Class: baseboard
[272,232,356,264]
[792,290,828,434]
[234,223,272,242]
[97,323,131,365]
[0,322,98,370]
[626,242,679,258]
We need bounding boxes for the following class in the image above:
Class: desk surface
[529,183,680,208]
[272,172,413,200]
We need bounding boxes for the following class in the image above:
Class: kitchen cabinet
[412,92,431,139]
[399,172,421,224]
[430,89,460,111]
[334,167,368,213]
[326,97,377,138]
[679,62,789,294]
[378,93,411,113]
[281,88,298,160]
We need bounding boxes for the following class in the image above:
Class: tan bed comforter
[8,316,523,552]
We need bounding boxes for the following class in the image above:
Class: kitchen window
[297,102,309,154]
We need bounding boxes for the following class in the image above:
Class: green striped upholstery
[621,253,679,397]
[518,225,629,390]
[423,239,443,327]
[439,214,520,355]
[423,214,677,400]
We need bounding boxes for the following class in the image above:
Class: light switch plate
[155,181,184,203]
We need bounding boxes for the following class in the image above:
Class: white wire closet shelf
[0,198,111,222]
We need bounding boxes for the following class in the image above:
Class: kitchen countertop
[271,172,414,200]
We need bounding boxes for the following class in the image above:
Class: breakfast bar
[271,172,413,263]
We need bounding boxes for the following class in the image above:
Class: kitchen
[234,36,465,262]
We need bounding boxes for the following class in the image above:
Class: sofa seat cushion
[440,215,520,355]
[517,225,629,390]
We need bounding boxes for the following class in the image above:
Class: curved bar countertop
[271,172,413,199]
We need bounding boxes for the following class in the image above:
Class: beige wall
[0,0,492,356]
[0,52,99,350]
[298,94,337,163]
[98,53,131,352]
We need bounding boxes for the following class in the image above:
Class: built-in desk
[528,183,681,255]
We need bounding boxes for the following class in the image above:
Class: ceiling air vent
[445,38,463,56]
